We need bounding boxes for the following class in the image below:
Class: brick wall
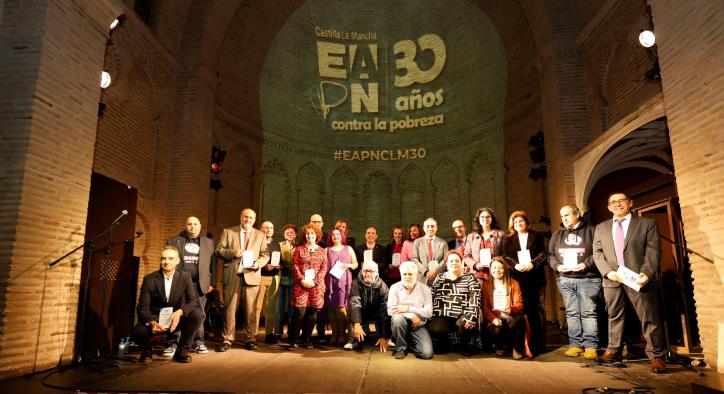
[650,0,724,371]
[0,0,121,379]
[93,10,177,287]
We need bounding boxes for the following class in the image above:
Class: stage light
[100,71,112,89]
[639,30,656,48]
[110,14,125,31]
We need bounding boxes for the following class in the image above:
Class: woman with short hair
[429,250,481,357]
[289,224,327,349]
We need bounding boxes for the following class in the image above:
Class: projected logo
[311,29,447,133]
[259,0,506,147]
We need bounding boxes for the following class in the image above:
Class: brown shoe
[650,357,667,374]
[138,349,152,363]
[173,350,192,363]
[595,350,622,363]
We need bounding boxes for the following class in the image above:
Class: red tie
[243,231,249,250]
[427,238,434,261]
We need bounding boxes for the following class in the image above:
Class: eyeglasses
[608,198,630,206]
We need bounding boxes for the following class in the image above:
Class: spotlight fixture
[638,30,656,48]
[110,14,126,31]
[100,71,112,89]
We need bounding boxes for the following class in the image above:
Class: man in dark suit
[165,216,216,354]
[447,219,467,255]
[354,226,388,279]
[592,192,667,373]
[133,246,203,363]
[411,218,448,285]
[216,208,270,351]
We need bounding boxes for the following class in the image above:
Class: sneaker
[583,348,598,359]
[387,340,395,348]
[512,349,523,360]
[194,344,209,354]
[564,346,584,357]
[162,346,176,357]
[343,342,354,351]
[394,350,406,359]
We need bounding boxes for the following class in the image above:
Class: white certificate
[517,250,531,265]
[363,250,373,263]
[428,260,439,272]
[479,248,492,267]
[493,288,508,311]
[562,249,579,269]
[329,261,345,279]
[617,265,641,292]
[304,268,316,281]
[391,253,401,267]
[270,251,281,266]
[158,307,173,330]
[242,250,255,268]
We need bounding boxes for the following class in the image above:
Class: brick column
[650,0,724,371]
[536,1,592,219]
[0,0,121,378]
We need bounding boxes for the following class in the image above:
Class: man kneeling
[387,261,433,360]
[345,261,391,352]
[133,246,204,363]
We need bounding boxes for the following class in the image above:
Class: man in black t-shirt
[166,216,216,355]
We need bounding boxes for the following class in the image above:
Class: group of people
[132,192,668,373]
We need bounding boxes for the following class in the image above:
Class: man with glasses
[592,193,667,373]
[344,261,390,352]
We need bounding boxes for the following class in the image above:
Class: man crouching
[133,246,203,363]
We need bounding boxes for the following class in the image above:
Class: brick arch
[398,164,426,227]
[133,194,159,287]
[295,162,324,228]
[431,159,461,237]
[261,157,290,227]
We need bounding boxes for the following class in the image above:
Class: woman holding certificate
[463,207,506,281]
[289,224,328,349]
[429,250,481,356]
[502,210,547,356]
[482,257,527,359]
[325,229,358,347]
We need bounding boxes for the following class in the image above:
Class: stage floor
[2,326,713,393]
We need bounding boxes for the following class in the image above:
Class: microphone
[125,231,144,243]
[111,210,128,226]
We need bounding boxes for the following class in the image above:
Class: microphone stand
[655,234,705,367]
[48,217,121,370]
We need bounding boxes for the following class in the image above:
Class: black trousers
[289,307,318,343]
[428,316,477,353]
[486,313,525,353]
[134,307,204,352]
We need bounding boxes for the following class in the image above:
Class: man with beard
[344,261,390,352]
[387,261,433,360]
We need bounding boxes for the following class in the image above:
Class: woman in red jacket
[289,224,327,349]
[482,257,527,359]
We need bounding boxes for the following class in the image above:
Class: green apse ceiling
[259,0,506,152]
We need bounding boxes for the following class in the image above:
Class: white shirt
[611,213,632,239]
[518,232,529,251]
[387,281,433,322]
[163,272,173,300]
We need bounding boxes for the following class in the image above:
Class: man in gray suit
[411,218,448,285]
[216,208,270,352]
[592,192,667,373]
